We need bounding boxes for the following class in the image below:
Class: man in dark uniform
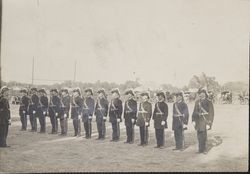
[192,89,214,154]
[82,88,95,139]
[136,92,152,146]
[28,88,39,132]
[60,88,70,135]
[19,88,29,131]
[49,89,61,134]
[94,88,109,140]
[38,89,48,133]
[109,88,123,142]
[71,88,84,137]
[0,86,11,147]
[172,92,189,151]
[123,89,137,144]
[153,91,168,149]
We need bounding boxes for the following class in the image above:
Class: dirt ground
[0,103,248,173]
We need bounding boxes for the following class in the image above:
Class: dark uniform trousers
[111,121,120,140]
[197,130,207,152]
[97,121,106,138]
[73,119,81,136]
[174,128,184,149]
[0,124,8,147]
[49,108,58,133]
[155,129,164,147]
[83,119,92,138]
[29,110,37,132]
[139,126,149,145]
[60,117,68,135]
[38,111,46,132]
[20,111,27,130]
[126,123,134,142]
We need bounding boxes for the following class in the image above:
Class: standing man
[136,92,152,146]
[60,88,70,135]
[49,89,61,134]
[172,92,189,151]
[0,86,11,147]
[153,91,168,149]
[28,88,39,132]
[19,88,29,131]
[82,88,95,139]
[109,88,123,142]
[123,89,137,144]
[192,89,214,154]
[71,88,83,137]
[94,88,109,140]
[38,89,48,133]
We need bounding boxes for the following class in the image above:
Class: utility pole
[0,0,2,88]
[73,60,77,82]
[31,57,34,85]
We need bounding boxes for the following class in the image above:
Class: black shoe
[159,146,165,149]
[0,145,10,148]
[172,148,180,151]
[129,141,134,144]
[154,146,160,148]
[124,141,129,144]
[138,144,143,146]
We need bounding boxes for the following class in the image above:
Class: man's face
[52,91,58,96]
[73,92,79,97]
[86,91,91,97]
[39,92,43,97]
[176,96,182,102]
[199,92,206,100]
[157,95,164,101]
[112,92,119,99]
[3,91,9,98]
[62,91,66,96]
[21,92,26,97]
[126,93,133,100]
[98,92,104,98]
[142,95,148,102]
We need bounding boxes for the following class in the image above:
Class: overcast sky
[1,0,250,87]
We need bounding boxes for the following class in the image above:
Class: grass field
[0,103,248,172]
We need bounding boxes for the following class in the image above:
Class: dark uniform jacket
[29,94,39,115]
[19,96,30,116]
[71,96,84,119]
[94,98,109,123]
[123,98,137,126]
[172,101,189,130]
[61,95,70,118]
[108,98,123,123]
[192,99,214,131]
[82,97,95,122]
[136,101,152,127]
[39,96,49,114]
[0,97,10,125]
[153,101,168,129]
[50,95,61,118]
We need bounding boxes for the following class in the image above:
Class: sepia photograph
[0,0,249,173]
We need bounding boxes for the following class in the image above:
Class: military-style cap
[20,88,28,94]
[73,87,81,95]
[156,91,165,99]
[140,91,150,99]
[0,86,10,94]
[174,92,183,97]
[85,88,93,95]
[61,88,69,94]
[38,88,47,94]
[111,88,120,96]
[50,88,59,94]
[97,88,106,95]
[30,87,38,92]
[125,89,135,96]
[197,88,208,97]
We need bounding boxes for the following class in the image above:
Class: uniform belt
[156,113,164,115]
[173,114,183,117]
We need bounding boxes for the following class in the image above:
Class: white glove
[78,115,82,119]
[64,114,67,118]
[88,116,92,119]
[33,111,36,114]
[8,119,11,125]
[43,111,46,115]
[206,124,210,130]
[145,122,149,126]
[131,118,135,123]
[192,121,196,127]
[117,118,121,122]
[23,111,26,114]
[55,113,58,116]
[161,121,165,125]
[103,117,107,120]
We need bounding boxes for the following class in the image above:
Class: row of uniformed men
[1,86,214,153]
